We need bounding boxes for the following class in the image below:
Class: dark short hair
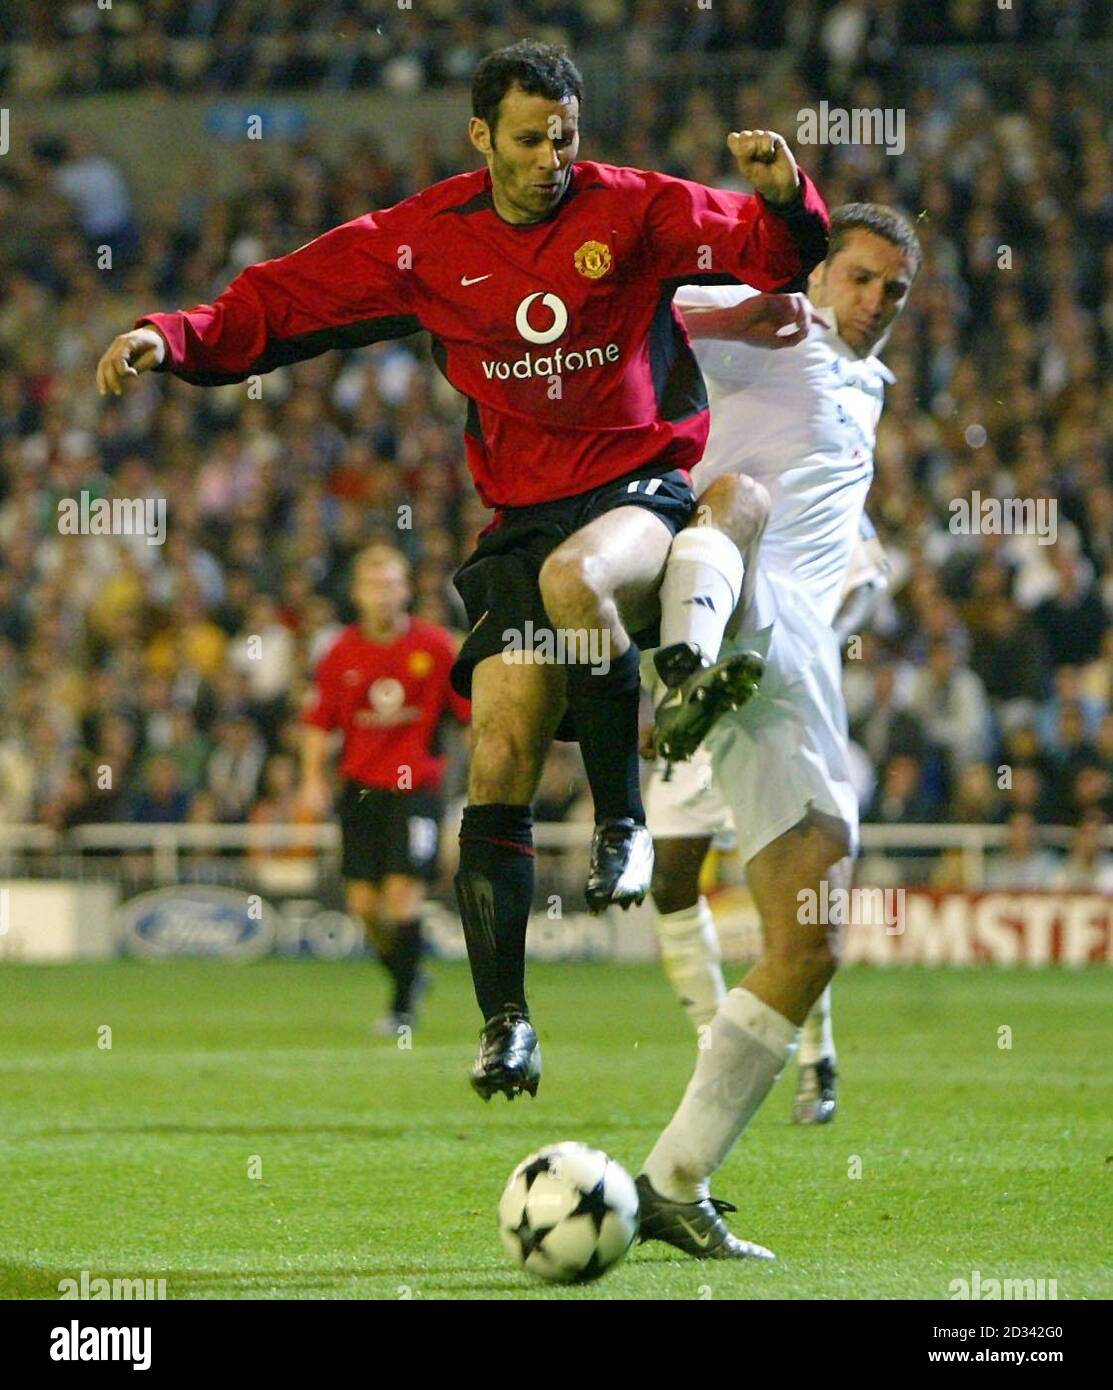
[471,40,584,141]
[828,203,923,276]
[353,542,411,580]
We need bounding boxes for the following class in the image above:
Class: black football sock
[564,643,645,823]
[367,926,402,994]
[455,803,534,1021]
[383,918,424,1016]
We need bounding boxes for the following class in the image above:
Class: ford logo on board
[119,886,276,960]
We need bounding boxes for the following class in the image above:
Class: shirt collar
[814,300,896,383]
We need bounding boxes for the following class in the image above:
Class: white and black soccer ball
[498,1142,640,1284]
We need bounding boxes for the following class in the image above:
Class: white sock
[643,987,798,1202]
[798,985,835,1067]
[655,896,726,1030]
[659,527,745,665]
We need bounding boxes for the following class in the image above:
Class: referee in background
[300,543,470,1034]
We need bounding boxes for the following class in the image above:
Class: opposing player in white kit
[646,515,891,1124]
[633,204,922,1259]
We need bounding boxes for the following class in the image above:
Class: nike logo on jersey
[460,274,492,286]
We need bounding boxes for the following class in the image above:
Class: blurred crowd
[2,1,1108,98]
[0,4,1111,888]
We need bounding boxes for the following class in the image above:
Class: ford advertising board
[119,886,277,960]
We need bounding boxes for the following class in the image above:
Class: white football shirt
[677,282,894,626]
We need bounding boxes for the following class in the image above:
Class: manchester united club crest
[574,240,613,279]
[407,649,434,679]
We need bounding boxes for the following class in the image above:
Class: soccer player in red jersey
[300,544,470,1033]
[96,41,829,1100]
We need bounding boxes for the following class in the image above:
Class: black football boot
[584,818,654,915]
[470,1007,542,1102]
[635,1174,775,1260]
[653,642,765,764]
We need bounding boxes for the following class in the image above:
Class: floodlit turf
[1,959,1109,1300]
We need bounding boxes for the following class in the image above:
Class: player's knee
[696,473,770,549]
[766,933,840,991]
[811,936,842,983]
[798,937,841,992]
[650,837,707,913]
[731,473,772,530]
[651,867,701,915]
[538,549,605,625]
[381,876,423,920]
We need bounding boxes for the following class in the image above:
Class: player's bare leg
[654,474,770,763]
[347,878,425,1033]
[538,505,674,912]
[650,834,726,1029]
[652,820,838,1107]
[457,653,566,1100]
[638,810,851,1258]
[346,882,382,948]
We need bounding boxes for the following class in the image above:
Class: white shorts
[644,567,859,866]
[644,746,735,848]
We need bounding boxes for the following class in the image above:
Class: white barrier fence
[2,820,1111,880]
[0,822,1110,965]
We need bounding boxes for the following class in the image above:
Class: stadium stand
[0,1,1110,891]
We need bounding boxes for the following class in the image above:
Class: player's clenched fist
[95,326,166,396]
[728,129,800,208]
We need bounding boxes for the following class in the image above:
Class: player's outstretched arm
[95,209,422,393]
[680,292,829,348]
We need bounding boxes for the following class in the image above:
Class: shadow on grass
[0,1259,527,1300]
[36,1122,416,1140]
[37,1116,655,1140]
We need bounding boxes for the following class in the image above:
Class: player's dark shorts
[338,780,443,885]
[450,463,696,722]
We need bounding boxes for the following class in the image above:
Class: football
[498,1143,640,1284]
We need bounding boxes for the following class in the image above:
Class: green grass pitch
[2,959,1109,1300]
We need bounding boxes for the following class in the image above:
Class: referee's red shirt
[304,620,470,791]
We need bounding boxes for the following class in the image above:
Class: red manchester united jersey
[303,619,470,791]
[139,161,828,509]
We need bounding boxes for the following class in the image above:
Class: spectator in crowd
[908,641,994,777]
[131,753,191,824]
[865,755,939,826]
[206,713,266,821]
[950,763,1003,825]
[1053,811,1113,891]
[847,657,926,767]
[1046,703,1102,822]
[248,753,315,861]
[983,811,1061,890]
[968,594,1050,731]
[1033,550,1109,669]
[0,715,35,823]
[229,595,297,743]
[45,132,139,261]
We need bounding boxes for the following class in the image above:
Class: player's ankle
[641,1158,708,1206]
